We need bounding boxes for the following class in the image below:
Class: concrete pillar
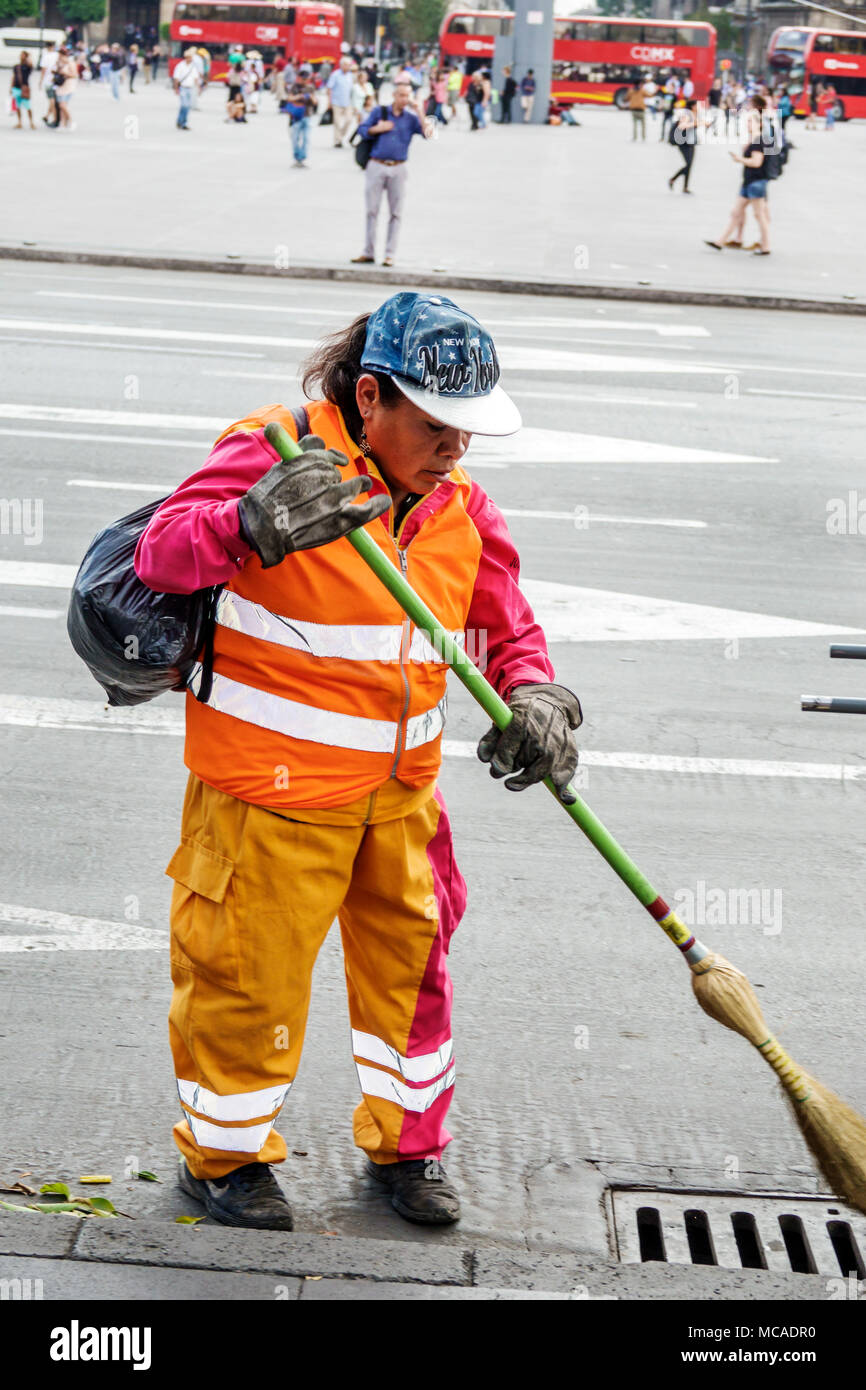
[511,0,553,126]
[491,32,514,122]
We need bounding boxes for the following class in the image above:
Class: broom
[264,421,866,1214]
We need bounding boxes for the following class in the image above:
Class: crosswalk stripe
[0,902,169,953]
[2,563,858,642]
[0,695,863,782]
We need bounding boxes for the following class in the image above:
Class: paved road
[1,262,865,1289]
[2,81,864,301]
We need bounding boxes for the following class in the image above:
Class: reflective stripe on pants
[168,772,467,1179]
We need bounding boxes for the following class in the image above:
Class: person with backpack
[286,73,316,166]
[704,95,772,256]
[350,79,432,266]
[519,68,536,121]
[126,290,581,1230]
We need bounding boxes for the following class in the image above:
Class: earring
[359,423,371,457]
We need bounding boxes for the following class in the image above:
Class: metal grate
[609,1188,866,1277]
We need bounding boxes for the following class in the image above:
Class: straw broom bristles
[691,952,866,1214]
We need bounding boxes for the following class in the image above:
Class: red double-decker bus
[439,11,717,107]
[169,1,343,80]
[767,26,866,120]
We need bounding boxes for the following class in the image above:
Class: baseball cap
[360,292,521,437]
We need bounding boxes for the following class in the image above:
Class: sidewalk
[0,1215,835,1299]
[2,82,863,312]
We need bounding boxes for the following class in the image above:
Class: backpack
[67,406,310,706]
[353,104,381,168]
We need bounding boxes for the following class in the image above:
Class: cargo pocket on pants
[166,836,240,993]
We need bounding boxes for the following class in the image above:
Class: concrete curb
[2,244,864,316]
[0,1216,840,1298]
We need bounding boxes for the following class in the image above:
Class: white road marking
[0,560,77,588]
[0,605,63,619]
[4,564,856,644]
[0,902,169,953]
[521,578,866,643]
[0,318,314,350]
[67,479,174,491]
[0,428,214,450]
[0,334,265,359]
[0,404,227,431]
[511,390,697,409]
[481,317,711,337]
[10,319,865,381]
[0,695,862,784]
[201,368,299,382]
[501,508,706,529]
[472,426,773,465]
[35,295,712,336]
[747,388,866,404]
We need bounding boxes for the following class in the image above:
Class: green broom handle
[264,421,708,964]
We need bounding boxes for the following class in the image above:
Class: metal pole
[374,5,381,65]
[743,0,752,79]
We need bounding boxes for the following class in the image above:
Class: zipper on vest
[389,545,412,778]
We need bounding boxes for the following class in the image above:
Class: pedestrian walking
[39,40,57,91]
[127,43,139,93]
[705,96,771,256]
[98,43,111,83]
[659,75,678,140]
[499,64,516,123]
[351,80,432,267]
[466,71,485,131]
[776,86,792,133]
[642,75,659,122]
[431,68,448,124]
[132,288,580,1231]
[667,98,699,193]
[327,54,355,146]
[287,75,315,165]
[446,63,461,118]
[150,42,161,82]
[805,81,820,130]
[707,78,722,132]
[519,68,536,122]
[173,47,199,129]
[10,52,35,129]
[821,82,837,131]
[109,43,124,99]
[51,46,78,128]
[626,79,645,140]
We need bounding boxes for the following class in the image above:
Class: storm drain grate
[609,1188,866,1277]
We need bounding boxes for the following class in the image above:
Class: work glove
[477,682,582,803]
[237,435,391,568]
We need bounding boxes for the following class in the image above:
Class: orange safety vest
[184,399,483,809]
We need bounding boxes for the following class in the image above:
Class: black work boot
[367,1157,461,1225]
[178,1159,294,1230]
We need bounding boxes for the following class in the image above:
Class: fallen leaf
[320,1230,339,1236]
[175,1215,205,1225]
[291,1150,308,1157]
[79,1175,112,1185]
[0,1182,36,1196]
[304,1276,323,1281]
[39,1182,71,1200]
[86,1197,117,1215]
[133,1170,162,1183]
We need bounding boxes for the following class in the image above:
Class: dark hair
[751,94,766,111]
[301,312,401,442]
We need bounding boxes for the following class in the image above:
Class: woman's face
[356,374,470,498]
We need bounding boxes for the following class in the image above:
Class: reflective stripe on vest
[215,589,465,665]
[188,664,448,755]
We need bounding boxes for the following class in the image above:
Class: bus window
[775,28,808,51]
[448,15,471,34]
[837,34,866,54]
[814,33,835,51]
[611,25,643,43]
[688,27,710,48]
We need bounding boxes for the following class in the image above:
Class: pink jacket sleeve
[465,481,556,699]
[133,428,278,594]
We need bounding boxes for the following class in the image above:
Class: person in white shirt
[681,75,695,100]
[173,48,198,130]
[39,42,57,88]
[642,76,659,120]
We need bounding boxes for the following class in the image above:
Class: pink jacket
[134,419,555,700]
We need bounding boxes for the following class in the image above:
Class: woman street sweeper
[134,291,583,1229]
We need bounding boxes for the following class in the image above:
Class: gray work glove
[477,682,582,803]
[237,434,390,567]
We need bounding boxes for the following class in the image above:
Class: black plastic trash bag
[67,497,218,707]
